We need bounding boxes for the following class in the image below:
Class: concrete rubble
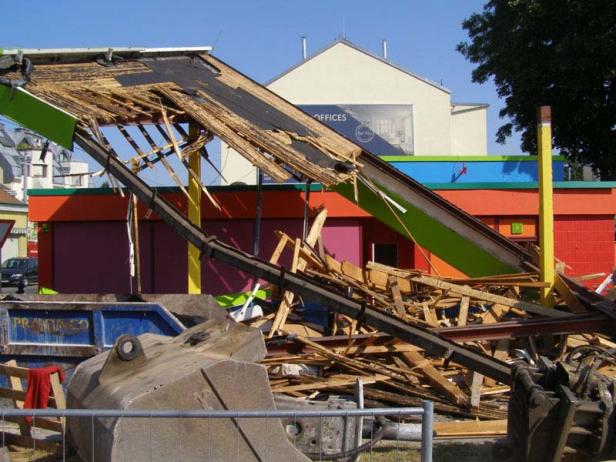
[67,318,310,462]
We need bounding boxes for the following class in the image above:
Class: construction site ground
[1,439,502,462]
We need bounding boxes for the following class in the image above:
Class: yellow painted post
[187,124,202,294]
[538,106,555,306]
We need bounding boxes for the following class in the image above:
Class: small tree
[458,0,616,178]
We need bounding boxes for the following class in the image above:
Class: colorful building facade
[28,176,616,294]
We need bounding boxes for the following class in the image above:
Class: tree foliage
[458,0,616,178]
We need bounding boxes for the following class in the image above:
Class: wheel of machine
[22,278,28,288]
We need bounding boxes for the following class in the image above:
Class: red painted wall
[30,187,616,292]
[49,217,362,295]
[361,218,413,268]
[555,215,615,278]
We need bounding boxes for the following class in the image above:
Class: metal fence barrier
[0,402,434,462]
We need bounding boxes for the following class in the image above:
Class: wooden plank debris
[251,216,611,428]
[433,419,508,439]
[409,275,570,318]
[400,350,469,407]
[269,208,328,337]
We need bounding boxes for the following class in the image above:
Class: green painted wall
[334,181,518,277]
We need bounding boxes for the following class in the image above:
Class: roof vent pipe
[301,36,307,61]
[382,39,388,60]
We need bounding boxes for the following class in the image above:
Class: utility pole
[538,106,555,306]
[187,123,202,294]
[130,161,142,294]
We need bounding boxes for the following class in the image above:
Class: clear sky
[0,0,524,185]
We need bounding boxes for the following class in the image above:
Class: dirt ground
[365,439,501,462]
[2,439,503,461]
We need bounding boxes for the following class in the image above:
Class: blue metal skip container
[0,300,186,385]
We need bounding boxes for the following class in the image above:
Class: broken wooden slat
[484,339,509,387]
[480,303,510,324]
[458,296,470,327]
[269,233,290,265]
[411,274,570,318]
[268,238,302,338]
[554,272,588,314]
[422,304,439,327]
[433,419,507,439]
[400,350,469,407]
[469,371,484,408]
[388,275,406,317]
[269,209,328,337]
[271,374,390,393]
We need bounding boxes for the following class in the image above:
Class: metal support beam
[253,169,263,256]
[302,180,312,241]
[187,124,201,294]
[74,128,512,384]
[538,106,555,306]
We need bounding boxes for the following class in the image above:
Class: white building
[221,39,489,185]
[0,125,89,201]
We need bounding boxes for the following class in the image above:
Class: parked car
[0,257,38,288]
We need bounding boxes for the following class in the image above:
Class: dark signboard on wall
[300,104,414,155]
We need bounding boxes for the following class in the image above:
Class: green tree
[458,0,616,178]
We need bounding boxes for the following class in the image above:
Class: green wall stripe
[334,181,518,277]
[27,183,327,196]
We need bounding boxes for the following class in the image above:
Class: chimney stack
[301,36,307,61]
[382,39,388,60]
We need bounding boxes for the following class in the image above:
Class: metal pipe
[362,419,422,441]
[421,400,434,462]
[382,39,388,60]
[0,407,424,419]
[253,168,263,256]
[352,378,365,462]
[302,180,311,241]
[301,36,307,61]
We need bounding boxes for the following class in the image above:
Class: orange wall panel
[430,253,467,278]
[498,217,537,239]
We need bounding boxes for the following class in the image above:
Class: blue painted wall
[387,159,565,183]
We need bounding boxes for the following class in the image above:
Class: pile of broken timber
[249,211,616,432]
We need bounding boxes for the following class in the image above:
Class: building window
[69,175,83,187]
[372,243,397,267]
[32,164,47,177]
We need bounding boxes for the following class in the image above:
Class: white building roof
[267,38,451,94]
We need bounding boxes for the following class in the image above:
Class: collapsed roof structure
[0,47,530,276]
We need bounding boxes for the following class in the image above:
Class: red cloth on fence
[24,366,65,423]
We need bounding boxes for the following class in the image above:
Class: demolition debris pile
[247,214,616,439]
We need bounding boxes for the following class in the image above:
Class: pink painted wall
[52,218,362,295]
[54,222,132,293]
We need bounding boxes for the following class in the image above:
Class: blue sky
[0,0,524,185]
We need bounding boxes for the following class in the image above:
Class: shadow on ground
[365,440,502,462]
